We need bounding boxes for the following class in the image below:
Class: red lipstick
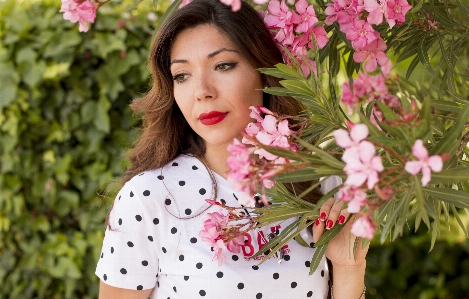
[199,111,228,125]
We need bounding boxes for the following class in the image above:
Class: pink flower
[344,141,384,189]
[294,0,319,33]
[264,0,297,29]
[199,211,228,246]
[212,239,227,266]
[225,235,244,253]
[346,19,378,50]
[339,186,367,213]
[404,139,443,186]
[227,139,254,181]
[309,26,329,49]
[256,115,295,148]
[353,36,389,72]
[219,0,242,11]
[60,0,97,32]
[340,81,360,114]
[333,123,369,162]
[385,0,412,28]
[179,0,193,7]
[351,216,376,239]
[364,0,387,25]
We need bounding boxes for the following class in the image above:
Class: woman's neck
[203,142,231,180]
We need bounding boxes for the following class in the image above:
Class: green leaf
[280,80,317,98]
[275,63,305,80]
[431,100,462,113]
[309,243,328,274]
[93,97,111,133]
[423,187,469,209]
[409,0,424,13]
[153,0,182,37]
[294,137,345,170]
[258,67,301,81]
[450,205,469,238]
[314,218,346,247]
[414,176,431,227]
[418,35,434,75]
[274,167,325,182]
[406,55,421,80]
[381,189,413,243]
[257,208,314,223]
[430,168,469,184]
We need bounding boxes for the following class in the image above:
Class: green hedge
[0,0,468,298]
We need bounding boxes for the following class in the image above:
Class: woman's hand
[311,197,368,267]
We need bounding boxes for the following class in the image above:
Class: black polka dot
[305,261,311,267]
[120,268,127,274]
[273,273,279,279]
[220,199,226,204]
[153,218,159,225]
[179,181,185,186]
[148,236,153,242]
[157,281,159,287]
[284,255,290,261]
[162,247,167,253]
[211,247,214,252]
[291,282,297,288]
[321,270,325,277]
[118,218,122,225]
[130,191,134,197]
[256,293,262,299]
[310,242,315,247]
[135,215,142,222]
[232,255,239,261]
[192,165,198,170]
[190,237,197,243]
[143,190,150,196]
[127,241,134,247]
[137,285,143,290]
[179,255,184,261]
[118,195,121,200]
[199,188,206,195]
[172,162,178,166]
[173,286,177,292]
[237,283,244,289]
[142,260,148,266]
[216,271,223,278]
[157,175,164,180]
[171,227,177,234]
[103,274,107,281]
[111,247,114,254]
[100,252,103,258]
[199,290,206,296]
[196,263,203,269]
[252,265,259,270]
[184,276,189,281]
[165,198,171,205]
[307,291,313,297]
[185,208,192,215]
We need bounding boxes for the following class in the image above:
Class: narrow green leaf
[414,176,431,227]
[423,187,469,209]
[431,100,462,113]
[430,167,469,184]
[280,80,317,98]
[126,0,144,12]
[274,167,325,182]
[153,0,158,10]
[275,63,305,80]
[257,208,314,223]
[153,0,182,36]
[418,35,434,74]
[309,244,328,275]
[314,218,346,247]
[451,205,469,238]
[410,0,424,13]
[380,190,412,243]
[406,55,420,80]
[258,67,301,81]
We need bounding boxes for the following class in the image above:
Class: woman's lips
[199,111,228,125]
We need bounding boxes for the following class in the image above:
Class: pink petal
[333,129,353,148]
[350,124,369,142]
[268,0,281,15]
[421,166,432,187]
[345,172,368,188]
[277,119,293,136]
[364,57,378,72]
[357,141,376,163]
[405,161,423,175]
[412,139,428,161]
[261,115,279,134]
[256,130,276,145]
[351,217,375,239]
[295,0,308,14]
[353,51,369,63]
[428,155,443,172]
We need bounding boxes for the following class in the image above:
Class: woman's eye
[172,73,189,84]
[215,62,237,71]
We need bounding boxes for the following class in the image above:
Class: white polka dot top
[96,155,329,298]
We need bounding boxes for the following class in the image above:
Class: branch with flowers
[61,0,469,273]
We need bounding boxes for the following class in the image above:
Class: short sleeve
[95,181,159,291]
[320,175,342,199]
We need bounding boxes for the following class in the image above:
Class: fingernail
[320,212,327,221]
[338,215,346,225]
[326,219,334,230]
[315,218,321,226]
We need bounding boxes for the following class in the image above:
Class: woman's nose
[193,72,217,101]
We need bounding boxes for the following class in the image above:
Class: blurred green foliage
[0,0,468,298]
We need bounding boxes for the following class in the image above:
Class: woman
[96,0,368,298]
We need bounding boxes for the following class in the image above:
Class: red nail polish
[315,218,321,226]
[338,215,346,224]
[326,219,333,229]
[320,212,327,221]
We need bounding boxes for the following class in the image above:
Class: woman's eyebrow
[170,48,239,66]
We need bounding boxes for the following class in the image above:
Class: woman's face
[170,24,264,151]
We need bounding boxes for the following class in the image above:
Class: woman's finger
[311,216,325,243]
[318,197,335,222]
[324,200,345,230]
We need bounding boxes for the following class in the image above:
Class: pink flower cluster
[227,106,299,206]
[333,123,384,239]
[180,0,268,12]
[405,139,443,186]
[60,0,97,32]
[325,0,412,72]
[199,210,245,266]
[341,62,400,124]
[264,0,329,77]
